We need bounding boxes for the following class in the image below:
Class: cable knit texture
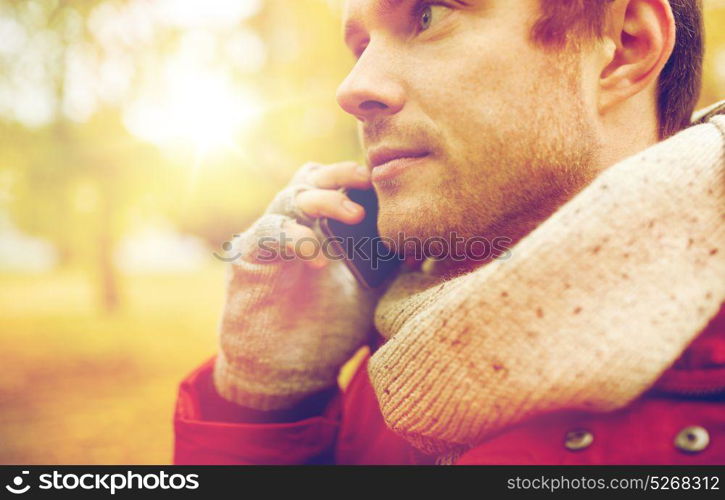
[369,109,725,458]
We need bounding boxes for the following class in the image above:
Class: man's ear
[598,0,676,114]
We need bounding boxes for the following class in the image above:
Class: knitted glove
[212,164,385,411]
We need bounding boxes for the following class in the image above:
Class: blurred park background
[0,0,723,464]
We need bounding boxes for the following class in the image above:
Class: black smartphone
[318,188,403,289]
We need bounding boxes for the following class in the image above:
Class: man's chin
[378,218,446,260]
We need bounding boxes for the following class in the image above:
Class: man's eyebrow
[343,0,471,46]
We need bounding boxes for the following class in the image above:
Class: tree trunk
[97,176,120,314]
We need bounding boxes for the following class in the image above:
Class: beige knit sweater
[368,105,725,460]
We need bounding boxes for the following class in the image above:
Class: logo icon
[213,235,242,262]
[5,471,30,494]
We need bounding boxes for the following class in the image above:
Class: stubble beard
[377,53,602,263]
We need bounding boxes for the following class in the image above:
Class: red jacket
[173,304,725,465]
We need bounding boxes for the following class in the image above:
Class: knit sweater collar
[367,103,725,460]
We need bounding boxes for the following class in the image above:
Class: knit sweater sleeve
[368,116,725,455]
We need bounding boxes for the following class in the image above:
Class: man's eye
[416,3,450,32]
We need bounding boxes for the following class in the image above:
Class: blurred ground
[0,267,223,464]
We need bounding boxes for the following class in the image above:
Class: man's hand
[258,160,373,269]
[212,160,384,413]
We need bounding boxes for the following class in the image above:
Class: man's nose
[336,44,405,122]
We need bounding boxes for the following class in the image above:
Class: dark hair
[532,0,703,139]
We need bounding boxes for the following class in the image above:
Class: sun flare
[123,60,262,157]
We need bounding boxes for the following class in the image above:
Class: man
[174,0,724,464]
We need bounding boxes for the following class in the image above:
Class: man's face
[337,0,604,257]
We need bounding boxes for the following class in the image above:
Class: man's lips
[368,147,430,169]
[367,147,431,183]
